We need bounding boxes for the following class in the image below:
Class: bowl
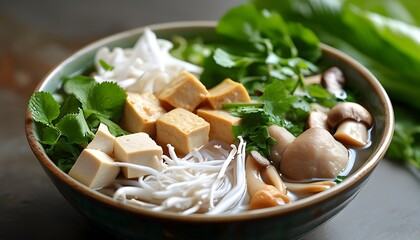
[25,21,394,240]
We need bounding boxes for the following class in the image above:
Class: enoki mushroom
[113,137,247,215]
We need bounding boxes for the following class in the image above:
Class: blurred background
[1,0,419,239]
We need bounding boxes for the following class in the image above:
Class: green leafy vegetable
[199,4,321,94]
[251,0,420,169]
[99,59,115,71]
[29,76,128,172]
[56,108,93,145]
[170,36,212,66]
[224,79,334,158]
[29,91,60,125]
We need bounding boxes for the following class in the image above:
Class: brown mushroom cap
[327,102,373,129]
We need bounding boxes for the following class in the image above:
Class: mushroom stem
[334,120,368,147]
[250,150,271,167]
[261,165,287,194]
[327,102,373,147]
[268,125,295,168]
[304,74,321,85]
[245,155,268,197]
[284,181,336,193]
[307,111,329,131]
[249,150,287,194]
[245,155,291,210]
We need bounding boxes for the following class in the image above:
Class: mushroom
[245,154,291,210]
[306,111,329,130]
[327,102,373,147]
[310,103,330,114]
[284,180,336,194]
[280,127,349,181]
[321,66,346,99]
[304,74,321,85]
[250,150,271,167]
[268,125,296,168]
[306,103,330,130]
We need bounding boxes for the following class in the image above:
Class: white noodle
[112,137,247,214]
[93,28,203,94]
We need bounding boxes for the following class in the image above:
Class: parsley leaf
[225,80,311,158]
[229,106,275,158]
[56,108,93,145]
[29,91,60,125]
[84,81,127,122]
[29,77,128,172]
[39,125,61,145]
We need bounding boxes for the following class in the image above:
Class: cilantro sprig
[224,79,340,159]
[224,80,310,158]
[29,76,127,172]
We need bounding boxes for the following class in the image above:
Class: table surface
[1,1,419,239]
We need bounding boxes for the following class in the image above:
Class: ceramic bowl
[25,22,394,240]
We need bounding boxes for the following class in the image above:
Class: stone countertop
[1,1,419,239]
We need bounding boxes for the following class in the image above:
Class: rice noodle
[93,28,203,94]
[113,137,247,215]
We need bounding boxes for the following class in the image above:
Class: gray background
[1,0,419,239]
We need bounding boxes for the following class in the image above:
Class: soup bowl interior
[25,21,394,240]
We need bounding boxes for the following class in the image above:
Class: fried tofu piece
[196,109,241,143]
[156,108,210,155]
[206,78,251,109]
[120,92,166,138]
[68,149,120,189]
[114,132,163,178]
[86,123,115,156]
[157,71,208,111]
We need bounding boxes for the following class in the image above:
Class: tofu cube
[196,109,241,143]
[86,123,115,156]
[68,149,120,189]
[120,92,166,137]
[206,78,251,109]
[114,132,163,178]
[157,71,208,111]
[156,108,210,155]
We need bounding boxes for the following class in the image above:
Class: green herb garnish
[29,76,127,172]
[199,4,320,94]
[99,59,115,71]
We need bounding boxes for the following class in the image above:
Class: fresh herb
[170,36,213,66]
[199,4,320,95]
[334,175,346,184]
[251,0,420,169]
[99,59,115,71]
[29,76,127,172]
[224,80,325,158]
